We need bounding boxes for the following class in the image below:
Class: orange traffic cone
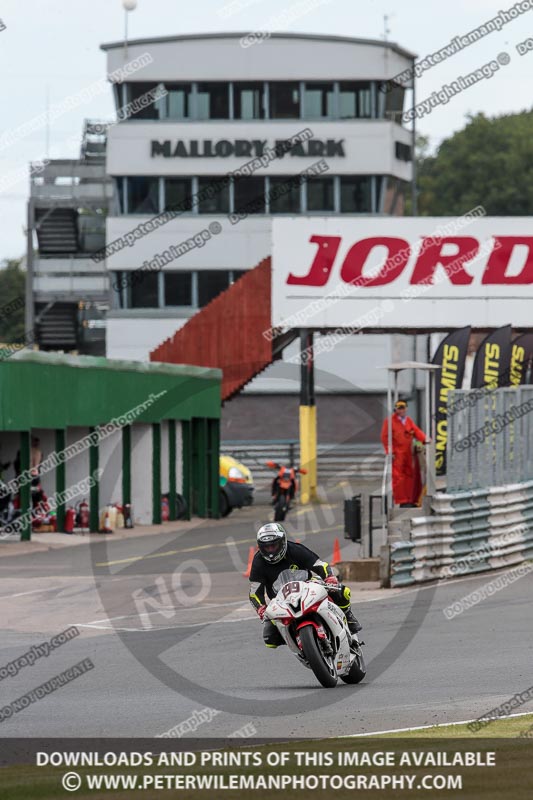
[331,538,342,566]
[243,546,255,578]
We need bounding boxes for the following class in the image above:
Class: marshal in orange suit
[381,399,429,507]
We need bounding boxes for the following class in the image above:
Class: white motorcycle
[265,569,366,688]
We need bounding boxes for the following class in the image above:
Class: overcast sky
[1,0,531,261]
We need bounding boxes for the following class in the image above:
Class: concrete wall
[131,423,152,524]
[221,393,390,444]
[65,427,91,508]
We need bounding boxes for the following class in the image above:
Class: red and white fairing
[266,578,353,676]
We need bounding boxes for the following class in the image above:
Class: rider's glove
[324,576,339,588]
[257,605,267,621]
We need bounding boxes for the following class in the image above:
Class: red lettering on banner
[287,236,341,286]
[482,237,533,284]
[339,237,410,286]
[284,234,533,288]
[410,237,478,285]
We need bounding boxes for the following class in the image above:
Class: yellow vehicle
[219,455,254,517]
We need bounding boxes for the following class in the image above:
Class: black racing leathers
[249,541,332,610]
[249,541,357,648]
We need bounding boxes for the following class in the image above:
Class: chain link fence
[447,386,533,492]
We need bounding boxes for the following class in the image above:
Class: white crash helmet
[256,522,288,564]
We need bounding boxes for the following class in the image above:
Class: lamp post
[122,0,137,60]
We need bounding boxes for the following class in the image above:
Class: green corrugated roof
[9,350,222,380]
[0,351,221,430]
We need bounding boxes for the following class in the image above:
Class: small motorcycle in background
[266,460,307,521]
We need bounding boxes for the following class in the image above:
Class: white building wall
[99,428,123,506]
[250,334,395,393]
[161,420,169,494]
[34,275,109,295]
[103,33,415,83]
[65,427,91,507]
[105,216,270,271]
[107,315,188,362]
[131,423,152,524]
[175,421,183,494]
[107,121,411,180]
[249,333,422,394]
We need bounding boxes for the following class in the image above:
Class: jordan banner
[510,332,533,385]
[432,326,471,475]
[470,325,512,389]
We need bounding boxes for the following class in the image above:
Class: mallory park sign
[150,138,346,158]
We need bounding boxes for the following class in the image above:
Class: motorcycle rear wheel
[299,625,338,688]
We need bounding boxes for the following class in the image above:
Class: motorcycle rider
[248,522,362,648]
[271,466,296,502]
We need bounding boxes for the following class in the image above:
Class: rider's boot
[344,608,362,634]
[263,620,286,648]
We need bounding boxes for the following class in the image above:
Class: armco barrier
[390,480,533,587]
[222,441,384,486]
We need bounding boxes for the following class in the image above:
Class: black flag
[470,325,512,389]
[433,326,471,476]
[510,333,533,385]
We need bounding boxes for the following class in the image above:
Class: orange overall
[381,414,427,505]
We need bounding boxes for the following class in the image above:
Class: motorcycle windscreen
[272,569,309,594]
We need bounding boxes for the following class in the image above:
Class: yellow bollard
[299,404,317,504]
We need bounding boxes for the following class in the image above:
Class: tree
[0,259,26,343]
[404,134,431,215]
[416,111,533,216]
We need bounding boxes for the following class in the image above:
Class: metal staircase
[35,302,78,351]
[27,120,114,354]
[35,209,78,255]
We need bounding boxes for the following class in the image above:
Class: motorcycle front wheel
[299,625,337,688]
[341,644,366,684]
[274,494,287,521]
